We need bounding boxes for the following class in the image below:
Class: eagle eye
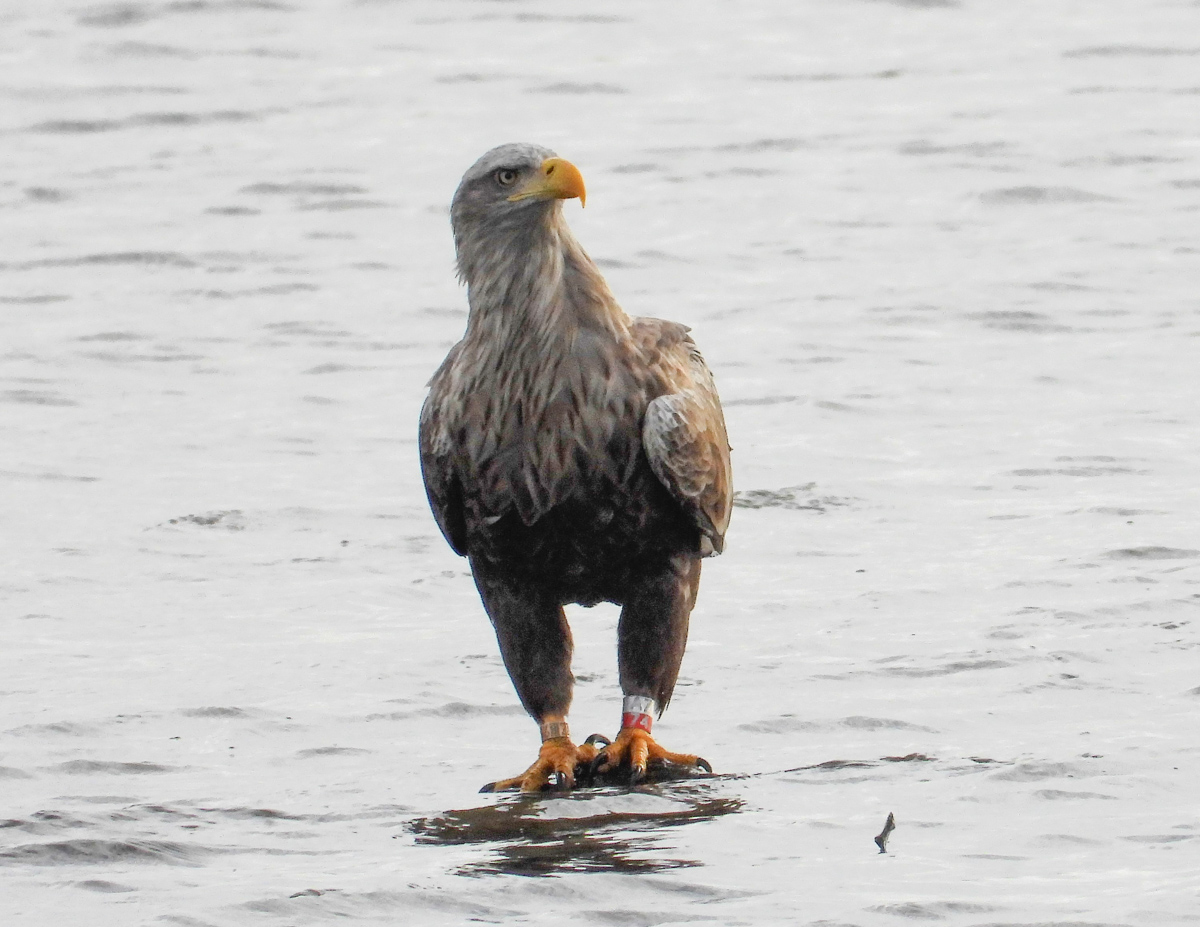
[495,168,519,187]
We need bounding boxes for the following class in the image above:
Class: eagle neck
[462,205,629,352]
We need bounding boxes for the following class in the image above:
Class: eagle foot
[479,736,603,794]
[588,727,712,786]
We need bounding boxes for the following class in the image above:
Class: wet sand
[3,1,1199,924]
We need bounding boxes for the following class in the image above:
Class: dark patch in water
[303,363,369,374]
[167,510,244,530]
[26,118,123,133]
[970,311,1071,333]
[241,888,511,919]
[715,138,808,153]
[179,706,248,718]
[137,110,259,126]
[1012,467,1139,477]
[0,767,33,779]
[1028,280,1096,292]
[54,760,177,775]
[1034,789,1117,801]
[900,139,1008,156]
[182,282,319,298]
[102,41,200,59]
[436,73,507,84]
[410,783,742,876]
[535,82,627,95]
[172,0,296,11]
[755,70,902,82]
[841,716,936,732]
[3,252,197,270]
[79,351,205,363]
[871,902,998,919]
[25,186,71,202]
[295,746,373,758]
[0,469,99,482]
[1065,45,1200,58]
[426,701,526,719]
[993,761,1091,782]
[733,484,853,512]
[81,2,291,31]
[196,806,306,821]
[75,879,137,892]
[1121,834,1197,843]
[28,111,262,134]
[480,13,626,23]
[297,198,389,211]
[242,181,368,195]
[78,331,145,341]
[77,3,156,28]
[0,295,71,304]
[0,838,208,866]
[1104,546,1199,560]
[880,659,1012,678]
[11,721,96,736]
[980,186,1117,205]
[738,716,822,734]
[2,390,76,407]
[1,810,93,835]
[110,804,200,824]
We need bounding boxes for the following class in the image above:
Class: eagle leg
[590,727,712,785]
[616,554,701,710]
[471,560,602,792]
[590,554,710,784]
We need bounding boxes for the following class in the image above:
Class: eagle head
[450,143,587,287]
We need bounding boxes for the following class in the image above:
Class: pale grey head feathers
[452,142,557,219]
[447,143,610,340]
[450,142,564,290]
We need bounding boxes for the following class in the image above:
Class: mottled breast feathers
[419,315,732,558]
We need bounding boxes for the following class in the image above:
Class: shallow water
[3,0,1199,924]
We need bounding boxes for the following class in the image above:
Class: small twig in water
[874,812,896,854]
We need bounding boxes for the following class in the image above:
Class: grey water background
[3,0,1199,924]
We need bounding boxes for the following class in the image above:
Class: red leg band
[620,696,656,733]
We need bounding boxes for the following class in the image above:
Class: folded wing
[639,324,733,555]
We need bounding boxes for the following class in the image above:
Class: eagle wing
[419,347,469,557]
[637,319,733,556]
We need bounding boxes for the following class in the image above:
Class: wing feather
[640,329,733,555]
[419,363,469,557]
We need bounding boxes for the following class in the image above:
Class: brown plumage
[419,143,732,791]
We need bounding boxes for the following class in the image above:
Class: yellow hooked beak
[507,157,586,208]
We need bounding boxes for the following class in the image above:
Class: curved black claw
[479,781,498,794]
[588,749,609,780]
[548,770,573,791]
[583,733,612,747]
[629,764,646,786]
[695,757,713,774]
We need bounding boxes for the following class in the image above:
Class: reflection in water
[410,781,743,876]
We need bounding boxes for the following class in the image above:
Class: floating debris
[875,812,896,853]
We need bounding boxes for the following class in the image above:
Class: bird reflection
[409,779,743,877]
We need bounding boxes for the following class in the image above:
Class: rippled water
[3,1,1199,924]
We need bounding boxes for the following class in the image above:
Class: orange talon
[479,737,597,793]
[591,727,711,785]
